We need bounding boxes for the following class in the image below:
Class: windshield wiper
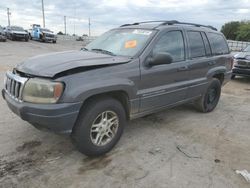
[91,48,116,56]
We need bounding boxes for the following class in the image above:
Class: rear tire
[194,78,221,113]
[71,97,126,156]
[231,74,236,79]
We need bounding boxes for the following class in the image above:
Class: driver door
[139,29,190,112]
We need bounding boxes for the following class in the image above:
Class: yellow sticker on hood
[125,40,137,48]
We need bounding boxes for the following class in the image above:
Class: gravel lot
[0,40,250,188]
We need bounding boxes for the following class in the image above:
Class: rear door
[139,29,190,112]
[185,30,212,98]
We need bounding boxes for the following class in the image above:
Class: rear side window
[207,33,229,55]
[187,31,206,58]
[201,32,212,56]
[153,31,185,62]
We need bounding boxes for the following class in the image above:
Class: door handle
[177,65,189,71]
[208,61,216,66]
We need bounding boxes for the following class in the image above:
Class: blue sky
[0,0,250,36]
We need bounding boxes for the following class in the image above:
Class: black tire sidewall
[71,98,126,156]
[203,79,221,112]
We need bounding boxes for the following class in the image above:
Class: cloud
[0,0,250,36]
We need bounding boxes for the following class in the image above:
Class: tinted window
[153,31,185,62]
[207,33,229,55]
[201,32,212,55]
[187,31,206,58]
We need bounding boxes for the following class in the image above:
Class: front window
[153,30,185,62]
[85,29,154,57]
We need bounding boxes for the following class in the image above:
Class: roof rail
[120,20,217,31]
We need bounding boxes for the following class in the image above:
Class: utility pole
[64,16,66,35]
[7,8,11,26]
[88,17,91,36]
[41,0,45,27]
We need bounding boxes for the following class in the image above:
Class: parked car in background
[30,27,57,43]
[5,26,29,41]
[2,20,232,156]
[232,45,250,79]
[0,26,7,42]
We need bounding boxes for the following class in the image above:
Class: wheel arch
[78,90,131,120]
[207,66,226,84]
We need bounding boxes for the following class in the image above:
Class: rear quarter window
[207,33,229,55]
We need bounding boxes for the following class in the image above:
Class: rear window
[207,33,229,55]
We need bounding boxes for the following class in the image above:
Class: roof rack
[120,20,217,31]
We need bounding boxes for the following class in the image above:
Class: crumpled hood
[234,51,250,60]
[16,50,131,78]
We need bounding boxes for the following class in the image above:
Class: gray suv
[2,21,232,156]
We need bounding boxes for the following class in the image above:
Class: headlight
[23,78,64,103]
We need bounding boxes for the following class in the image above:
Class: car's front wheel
[71,97,126,156]
[195,78,221,113]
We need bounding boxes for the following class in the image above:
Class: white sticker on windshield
[132,29,152,35]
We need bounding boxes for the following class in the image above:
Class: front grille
[45,34,54,38]
[236,60,250,68]
[15,34,25,37]
[5,71,28,102]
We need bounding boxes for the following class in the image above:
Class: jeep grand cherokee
[2,20,232,156]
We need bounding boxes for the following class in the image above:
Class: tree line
[221,21,250,41]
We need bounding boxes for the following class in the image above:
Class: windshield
[11,26,24,31]
[243,45,250,52]
[86,29,154,57]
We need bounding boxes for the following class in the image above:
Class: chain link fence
[227,40,250,52]
[57,35,97,46]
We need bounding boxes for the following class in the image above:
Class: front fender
[61,77,137,103]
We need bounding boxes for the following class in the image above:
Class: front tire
[71,97,126,156]
[195,78,221,113]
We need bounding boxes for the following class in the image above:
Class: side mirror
[148,52,173,66]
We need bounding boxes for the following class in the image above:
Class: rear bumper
[2,89,82,134]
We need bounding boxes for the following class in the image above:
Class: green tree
[57,31,64,35]
[221,21,240,40]
[236,22,250,42]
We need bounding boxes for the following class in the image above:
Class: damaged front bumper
[2,89,82,134]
